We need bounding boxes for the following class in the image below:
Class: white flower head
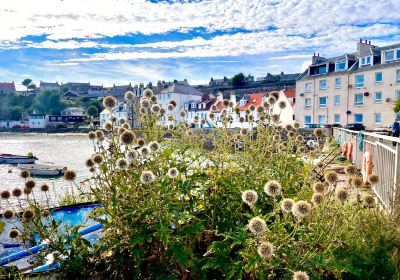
[248,216,267,236]
[264,180,282,197]
[167,167,179,179]
[241,190,258,206]
[140,170,155,184]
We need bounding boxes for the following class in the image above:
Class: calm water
[0,133,93,208]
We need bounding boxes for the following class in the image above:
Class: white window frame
[396,90,400,100]
[334,95,341,105]
[374,92,382,103]
[335,60,347,71]
[375,72,382,84]
[354,94,364,106]
[385,50,395,62]
[305,83,312,92]
[354,114,363,124]
[304,115,311,124]
[335,78,341,89]
[318,115,325,125]
[374,113,382,124]
[319,97,327,108]
[191,102,197,109]
[319,80,328,90]
[359,56,372,67]
[334,114,340,124]
[355,74,364,88]
[396,69,400,84]
[305,98,312,109]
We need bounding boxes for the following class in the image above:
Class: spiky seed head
[116,158,128,169]
[324,170,338,185]
[179,109,187,118]
[281,198,294,212]
[209,113,215,120]
[3,209,14,219]
[312,182,325,193]
[20,170,30,179]
[151,104,161,114]
[41,209,51,218]
[278,101,286,109]
[241,190,258,206]
[249,104,256,111]
[103,121,113,131]
[335,186,349,202]
[292,200,312,219]
[314,128,324,137]
[9,229,20,239]
[239,116,245,123]
[311,193,324,205]
[293,121,300,129]
[288,131,295,138]
[122,123,130,130]
[245,109,251,115]
[167,167,179,179]
[124,91,134,101]
[150,95,158,104]
[126,150,139,162]
[88,131,96,140]
[264,180,282,197]
[285,123,293,131]
[149,141,160,152]
[23,209,35,220]
[95,130,104,140]
[40,184,49,192]
[362,194,376,208]
[344,164,357,175]
[143,88,154,98]
[140,147,150,157]
[1,190,11,200]
[240,128,249,136]
[102,96,118,110]
[93,154,104,164]
[211,105,217,112]
[64,170,77,181]
[140,170,155,184]
[267,96,277,105]
[25,180,35,189]
[222,99,230,107]
[352,177,364,188]
[296,135,304,142]
[85,158,95,168]
[248,216,267,236]
[141,98,151,108]
[293,271,309,280]
[137,138,145,147]
[271,114,280,123]
[23,187,32,195]
[257,242,275,259]
[368,174,379,185]
[12,188,22,197]
[120,130,135,145]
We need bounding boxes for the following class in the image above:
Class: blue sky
[0,0,399,89]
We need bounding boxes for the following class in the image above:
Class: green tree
[34,90,66,115]
[9,107,23,121]
[22,79,33,92]
[87,106,99,117]
[231,73,245,87]
[394,98,400,114]
[91,100,102,113]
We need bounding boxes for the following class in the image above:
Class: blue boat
[0,202,103,273]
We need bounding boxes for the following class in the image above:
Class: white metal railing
[333,128,400,212]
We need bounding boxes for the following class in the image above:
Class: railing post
[394,143,400,207]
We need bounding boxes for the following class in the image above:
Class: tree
[87,106,99,117]
[34,90,66,115]
[9,107,23,121]
[231,73,245,87]
[394,98,400,114]
[22,79,33,92]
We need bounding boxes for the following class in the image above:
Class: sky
[0,0,399,90]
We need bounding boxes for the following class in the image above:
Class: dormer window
[240,99,247,106]
[191,102,197,109]
[335,60,347,71]
[385,50,395,62]
[359,56,372,66]
[184,103,189,109]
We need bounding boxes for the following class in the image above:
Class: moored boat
[18,164,67,176]
[0,154,38,164]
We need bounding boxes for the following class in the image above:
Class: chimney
[229,91,236,106]
[360,38,362,43]
[369,40,371,45]
[317,53,319,57]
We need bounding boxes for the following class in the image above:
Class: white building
[99,103,127,127]
[61,107,86,116]
[29,114,48,129]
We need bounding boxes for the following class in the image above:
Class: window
[334,114,340,124]
[374,92,382,103]
[396,90,400,100]
[374,113,381,124]
[354,114,363,123]
[319,97,327,108]
[397,113,400,120]
[336,60,346,71]
[318,115,325,125]
[334,95,341,105]
[305,98,312,109]
[319,80,328,89]
[355,74,364,88]
[396,70,400,84]
[304,115,311,124]
[385,50,395,62]
[184,103,189,109]
[355,94,364,105]
[375,72,382,83]
[335,78,341,88]
[305,83,312,92]
[191,103,197,109]
[360,56,372,66]
[167,94,171,99]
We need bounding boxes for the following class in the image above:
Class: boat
[18,164,67,176]
[0,154,38,164]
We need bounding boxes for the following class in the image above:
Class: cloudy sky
[0,0,399,89]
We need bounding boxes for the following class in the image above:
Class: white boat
[0,154,38,164]
[18,164,67,176]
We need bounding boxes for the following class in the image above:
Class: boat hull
[0,157,37,164]
[18,164,66,176]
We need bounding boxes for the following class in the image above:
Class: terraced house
[295,39,400,129]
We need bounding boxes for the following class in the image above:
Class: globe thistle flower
[179,109,187,118]
[229,101,234,107]
[110,116,117,123]
[41,209,51,218]
[284,123,293,131]
[335,186,349,202]
[24,187,32,195]
[167,167,179,179]
[168,115,175,122]
[89,167,96,173]
[141,98,151,109]
[267,96,277,105]
[122,123,131,129]
[120,130,135,145]
[192,115,199,123]
[281,198,294,212]
[186,130,193,136]
[126,150,139,162]
[167,104,175,111]
[12,188,22,197]
[1,190,11,200]
[102,96,118,110]
[137,138,145,147]
[3,209,14,219]
[257,242,275,259]
[124,91,134,101]
[151,104,161,114]
[293,200,312,219]
[95,130,104,140]
[240,128,249,136]
[259,115,266,122]
[116,158,128,169]
[20,170,30,179]
[316,161,324,169]
[88,131,96,140]
[296,135,304,142]
[293,121,300,129]
[311,193,324,205]
[314,128,324,137]
[103,121,113,131]
[223,99,230,107]
[344,165,357,175]
[140,147,150,157]
[160,108,166,116]
[278,101,286,109]
[168,124,175,130]
[249,104,256,112]
[143,88,154,98]
[306,139,316,149]
[248,216,267,236]
[312,182,325,193]
[150,95,158,104]
[276,125,283,132]
[149,141,160,152]
[287,131,295,138]
[211,105,217,112]
[118,127,126,135]
[64,170,77,181]
[324,170,338,185]
[40,184,49,192]
[234,134,242,142]
[140,107,147,115]
[9,229,20,239]
[239,116,245,123]
[352,177,364,188]
[293,271,309,280]
[248,115,254,122]
[93,154,104,164]
[201,119,206,125]
[273,134,280,142]
[23,209,35,220]
[256,105,265,114]
[209,112,215,120]
[264,180,282,197]
[241,190,258,206]
[362,194,376,208]
[298,146,307,153]
[140,170,155,184]
[271,114,280,123]
[368,174,379,185]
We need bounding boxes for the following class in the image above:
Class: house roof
[196,97,218,111]
[0,82,15,86]
[161,83,203,96]
[40,81,60,87]
[282,87,295,99]
[236,93,265,111]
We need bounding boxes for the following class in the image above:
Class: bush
[2,93,400,279]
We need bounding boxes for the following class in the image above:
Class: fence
[333,128,400,212]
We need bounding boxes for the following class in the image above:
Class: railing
[333,128,400,212]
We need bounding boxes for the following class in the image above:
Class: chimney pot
[360,38,362,43]
[365,40,368,44]
[369,40,371,45]
[317,53,319,57]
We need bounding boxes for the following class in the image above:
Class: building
[39,81,60,92]
[295,39,400,129]
[48,115,86,125]
[0,82,16,94]
[99,103,127,127]
[29,114,48,129]
[61,107,86,116]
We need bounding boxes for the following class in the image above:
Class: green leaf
[0,221,5,234]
